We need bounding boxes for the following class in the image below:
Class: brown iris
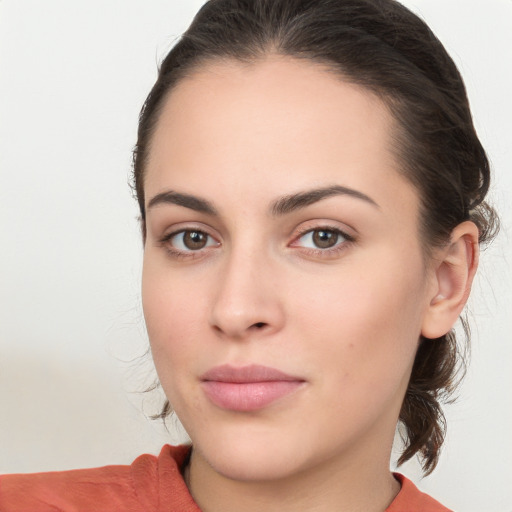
[312,230,339,249]
[183,231,208,250]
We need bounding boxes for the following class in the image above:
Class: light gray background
[0,1,511,511]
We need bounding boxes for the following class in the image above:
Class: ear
[421,221,479,339]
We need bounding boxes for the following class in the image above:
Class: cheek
[292,271,425,443]
[141,260,206,382]
[290,254,426,384]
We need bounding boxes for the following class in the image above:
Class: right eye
[165,229,219,252]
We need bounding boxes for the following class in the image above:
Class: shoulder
[0,444,199,512]
[387,473,453,512]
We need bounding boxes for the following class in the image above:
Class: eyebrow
[146,185,379,217]
[270,185,379,216]
[147,191,218,215]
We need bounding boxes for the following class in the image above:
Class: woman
[0,0,503,510]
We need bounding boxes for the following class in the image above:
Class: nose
[209,244,285,340]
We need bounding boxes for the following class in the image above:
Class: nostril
[253,322,266,329]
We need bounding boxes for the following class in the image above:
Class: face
[142,57,437,482]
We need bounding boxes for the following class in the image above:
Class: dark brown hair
[132,0,498,474]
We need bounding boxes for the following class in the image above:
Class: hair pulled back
[132,0,498,474]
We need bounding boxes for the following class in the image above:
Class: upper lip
[201,364,304,383]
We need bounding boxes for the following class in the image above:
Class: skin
[141,56,478,512]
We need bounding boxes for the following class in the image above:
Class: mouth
[200,364,306,412]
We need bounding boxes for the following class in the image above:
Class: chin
[192,424,311,482]
[206,444,305,482]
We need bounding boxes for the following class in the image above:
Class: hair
[132,0,498,475]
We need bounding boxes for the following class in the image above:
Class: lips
[200,364,305,412]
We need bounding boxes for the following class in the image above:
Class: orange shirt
[0,444,451,511]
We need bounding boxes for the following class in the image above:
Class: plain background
[0,1,511,510]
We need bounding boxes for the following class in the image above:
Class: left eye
[296,228,347,249]
[169,230,218,251]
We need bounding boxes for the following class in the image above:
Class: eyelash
[159,228,219,260]
[291,225,355,258]
[158,225,355,260]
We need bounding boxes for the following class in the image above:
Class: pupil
[313,230,337,249]
[184,231,207,250]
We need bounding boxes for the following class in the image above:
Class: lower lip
[201,381,304,412]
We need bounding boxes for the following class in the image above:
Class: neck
[185,442,400,512]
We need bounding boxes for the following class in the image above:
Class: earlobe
[421,221,479,339]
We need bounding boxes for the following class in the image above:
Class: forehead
[149,56,393,169]
[145,56,419,222]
